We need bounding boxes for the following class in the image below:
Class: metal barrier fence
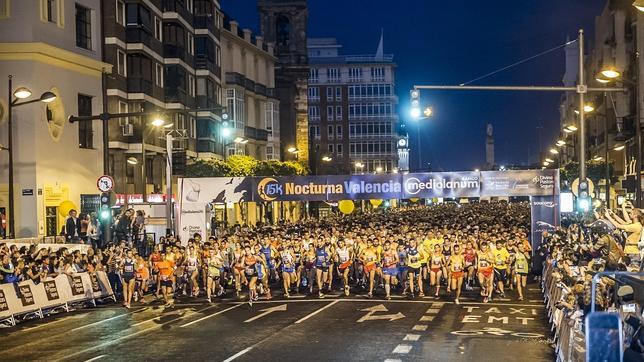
[542,261,586,362]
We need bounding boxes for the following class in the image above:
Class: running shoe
[483,296,488,303]
[344,286,350,296]
[455,298,460,305]
[319,292,325,299]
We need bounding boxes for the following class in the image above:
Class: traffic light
[172,149,187,175]
[99,192,113,220]
[410,89,421,119]
[577,179,591,212]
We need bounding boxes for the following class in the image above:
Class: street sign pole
[166,133,173,236]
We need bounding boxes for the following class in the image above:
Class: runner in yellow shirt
[493,240,510,298]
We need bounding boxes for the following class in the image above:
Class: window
[327,68,340,82]
[45,207,58,237]
[154,16,162,41]
[328,144,334,153]
[116,0,125,25]
[117,49,127,76]
[336,87,342,101]
[46,0,57,23]
[349,67,362,82]
[309,125,320,140]
[215,45,221,66]
[371,67,385,81]
[327,106,333,121]
[75,4,92,50]
[155,63,164,86]
[336,125,343,139]
[266,146,274,160]
[337,144,343,156]
[0,0,8,18]
[309,68,319,83]
[328,125,334,139]
[189,74,195,96]
[187,32,194,54]
[336,106,342,120]
[189,117,196,138]
[276,15,291,46]
[308,87,319,100]
[308,106,320,121]
[118,101,129,125]
[78,94,93,149]
[326,87,333,101]
[186,0,193,13]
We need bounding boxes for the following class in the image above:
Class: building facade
[258,0,309,165]
[221,16,280,161]
[102,0,225,196]
[0,0,110,237]
[307,38,399,174]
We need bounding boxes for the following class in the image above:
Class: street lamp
[634,0,644,12]
[321,156,332,162]
[614,144,626,151]
[549,147,559,154]
[574,104,595,114]
[375,166,383,173]
[5,75,57,238]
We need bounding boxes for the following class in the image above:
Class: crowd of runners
[91,202,532,308]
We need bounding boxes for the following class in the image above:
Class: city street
[0,285,553,362]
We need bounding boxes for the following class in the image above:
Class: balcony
[225,72,245,87]
[164,44,194,65]
[194,14,218,35]
[244,126,269,141]
[162,0,193,23]
[127,77,154,94]
[254,83,267,97]
[195,54,216,73]
[165,88,195,108]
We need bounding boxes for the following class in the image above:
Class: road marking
[83,355,106,362]
[287,295,306,298]
[22,313,89,331]
[412,324,428,331]
[72,308,148,331]
[61,306,221,361]
[294,300,340,324]
[392,344,413,354]
[403,334,421,341]
[216,298,544,307]
[357,304,405,322]
[244,304,287,323]
[131,311,184,327]
[180,304,243,328]
[384,359,402,362]
[432,302,445,307]
[425,308,441,314]
[419,315,435,322]
[222,347,253,362]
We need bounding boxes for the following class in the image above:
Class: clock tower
[258,0,310,165]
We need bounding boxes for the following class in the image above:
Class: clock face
[398,139,407,147]
[97,176,115,192]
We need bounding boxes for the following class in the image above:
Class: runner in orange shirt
[156,253,175,306]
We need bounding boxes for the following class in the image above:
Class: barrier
[541,261,587,362]
[0,271,115,327]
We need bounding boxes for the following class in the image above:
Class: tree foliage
[185,155,308,177]
[559,160,614,190]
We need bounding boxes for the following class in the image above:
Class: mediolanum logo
[258,177,281,201]
[532,201,556,208]
[404,177,479,195]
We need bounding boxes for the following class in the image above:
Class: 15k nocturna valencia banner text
[178,169,559,203]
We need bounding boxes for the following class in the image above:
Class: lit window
[154,17,162,41]
[116,0,125,25]
[117,50,127,76]
[155,63,164,87]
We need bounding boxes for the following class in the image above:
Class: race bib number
[453,264,462,272]
[517,263,525,270]
[480,260,489,268]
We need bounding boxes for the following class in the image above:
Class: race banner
[180,177,253,204]
[402,172,480,199]
[530,195,560,253]
[480,169,559,197]
[178,202,207,243]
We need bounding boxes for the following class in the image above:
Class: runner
[514,242,531,301]
[184,246,200,297]
[314,238,331,298]
[463,240,477,291]
[243,246,258,305]
[156,252,175,306]
[449,243,465,304]
[134,255,149,303]
[477,242,495,303]
[335,239,353,296]
[493,240,510,298]
[360,239,379,298]
[279,245,297,298]
[429,244,444,297]
[406,239,424,299]
[381,241,399,300]
[206,246,224,302]
[120,249,136,308]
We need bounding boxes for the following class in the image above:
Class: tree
[559,160,614,190]
[185,155,309,178]
[185,159,230,177]
[226,155,259,176]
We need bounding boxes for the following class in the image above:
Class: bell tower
[258,0,309,165]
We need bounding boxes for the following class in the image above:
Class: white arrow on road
[357,304,405,323]
[244,304,288,323]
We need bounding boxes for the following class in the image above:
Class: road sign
[97,175,115,192]
[244,304,287,323]
[357,304,405,323]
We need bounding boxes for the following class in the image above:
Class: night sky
[223,0,606,171]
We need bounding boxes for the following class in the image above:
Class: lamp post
[224,137,248,161]
[410,106,433,172]
[6,75,57,239]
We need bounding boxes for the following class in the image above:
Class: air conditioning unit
[122,123,134,136]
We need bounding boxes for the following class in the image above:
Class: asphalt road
[0,284,554,362]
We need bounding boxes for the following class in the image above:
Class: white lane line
[403,334,421,341]
[23,313,89,331]
[83,355,107,362]
[411,324,428,331]
[419,315,435,322]
[425,308,441,314]
[72,308,148,332]
[384,359,402,362]
[431,302,445,307]
[286,295,306,299]
[131,312,184,327]
[392,344,413,354]
[215,298,544,307]
[294,300,340,324]
[61,305,221,361]
[222,347,253,362]
[180,304,244,328]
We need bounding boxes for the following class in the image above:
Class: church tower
[258,0,309,165]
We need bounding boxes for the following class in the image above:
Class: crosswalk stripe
[403,334,421,341]
[392,344,413,354]
[419,315,435,322]
[412,324,428,331]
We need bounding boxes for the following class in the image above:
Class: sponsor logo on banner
[43,280,60,301]
[18,284,35,306]
[256,176,401,201]
[90,273,101,293]
[402,172,480,198]
[0,290,8,312]
[71,276,85,296]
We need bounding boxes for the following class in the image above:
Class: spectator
[65,209,81,243]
